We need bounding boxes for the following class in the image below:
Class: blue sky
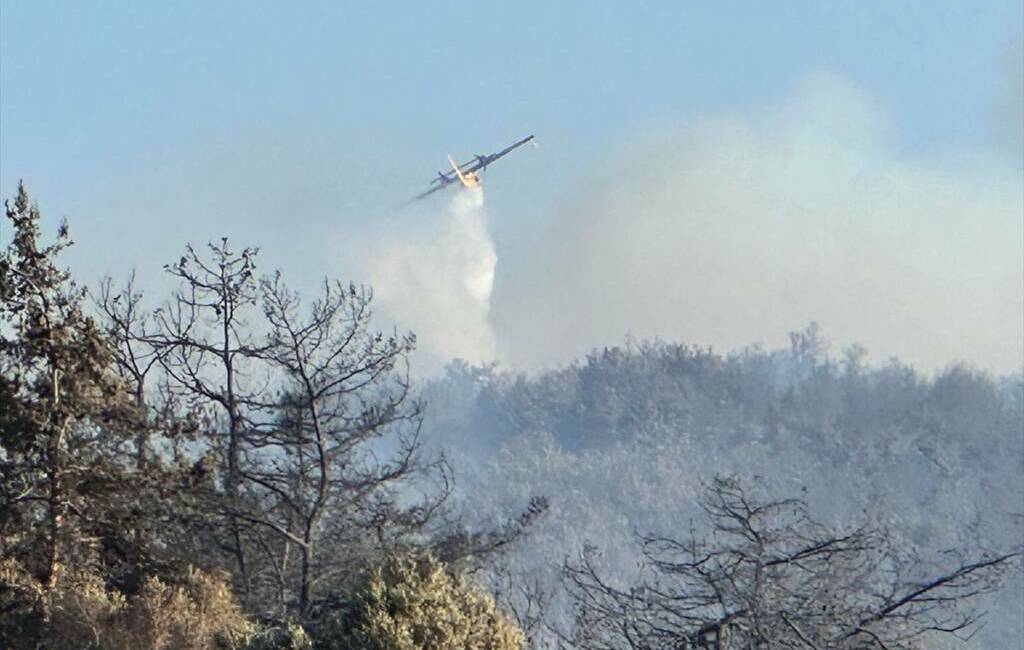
[2,2,1022,371]
[3,2,1018,219]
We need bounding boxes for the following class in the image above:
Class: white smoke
[494,73,1024,373]
[366,188,497,373]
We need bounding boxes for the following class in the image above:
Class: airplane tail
[448,154,472,187]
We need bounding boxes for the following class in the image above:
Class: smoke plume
[493,73,1024,373]
[366,188,497,373]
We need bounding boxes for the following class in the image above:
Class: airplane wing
[406,183,448,204]
[453,135,536,176]
[409,172,458,203]
[476,135,535,169]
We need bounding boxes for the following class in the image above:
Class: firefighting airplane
[409,135,535,202]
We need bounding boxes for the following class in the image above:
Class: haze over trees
[565,477,1013,648]
[1,185,1021,648]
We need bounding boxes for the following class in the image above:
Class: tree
[145,239,265,593]
[0,183,125,597]
[242,273,447,617]
[564,477,1018,649]
[97,272,165,470]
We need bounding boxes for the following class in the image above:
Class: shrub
[328,552,524,650]
[0,560,253,650]
[241,623,313,650]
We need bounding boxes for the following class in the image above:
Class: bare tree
[241,272,449,617]
[564,477,1018,649]
[94,272,222,586]
[142,239,265,593]
[96,273,164,469]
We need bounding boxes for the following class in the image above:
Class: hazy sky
[2,2,1022,373]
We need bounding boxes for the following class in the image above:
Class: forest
[2,184,1021,649]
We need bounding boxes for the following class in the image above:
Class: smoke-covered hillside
[420,326,1024,646]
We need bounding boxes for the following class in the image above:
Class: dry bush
[1,560,254,650]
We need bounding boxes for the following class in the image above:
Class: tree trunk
[42,360,67,592]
